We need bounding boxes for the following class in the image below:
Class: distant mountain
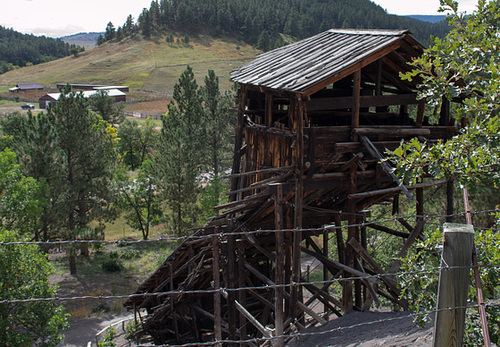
[61,32,103,49]
[407,15,447,23]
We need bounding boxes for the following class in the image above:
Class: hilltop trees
[0,26,77,73]
[105,0,450,49]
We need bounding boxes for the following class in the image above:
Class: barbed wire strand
[128,299,500,347]
[1,208,499,247]
[1,263,498,305]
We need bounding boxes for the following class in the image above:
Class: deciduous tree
[0,229,69,346]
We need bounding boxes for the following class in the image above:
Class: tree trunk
[69,252,77,275]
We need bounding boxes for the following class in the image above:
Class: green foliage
[0,148,45,238]
[200,176,228,219]
[37,89,117,233]
[104,22,116,42]
[101,258,123,273]
[0,229,69,346]
[125,321,139,340]
[395,0,500,190]
[116,161,163,240]
[117,118,157,170]
[88,90,125,125]
[10,89,117,272]
[400,223,500,344]
[200,69,235,176]
[98,326,117,347]
[118,0,449,49]
[153,65,204,236]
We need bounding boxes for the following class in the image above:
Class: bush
[119,248,140,259]
[101,258,123,272]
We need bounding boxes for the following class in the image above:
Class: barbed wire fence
[1,207,499,346]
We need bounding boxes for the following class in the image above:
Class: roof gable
[231,29,423,94]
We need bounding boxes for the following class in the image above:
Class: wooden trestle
[125,31,458,345]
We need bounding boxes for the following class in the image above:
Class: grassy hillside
[0,33,259,94]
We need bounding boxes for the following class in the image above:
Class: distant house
[38,89,126,109]
[56,84,130,93]
[9,82,44,93]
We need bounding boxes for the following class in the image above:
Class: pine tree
[104,22,116,41]
[153,66,204,236]
[199,70,235,213]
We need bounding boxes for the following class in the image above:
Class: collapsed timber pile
[124,29,458,345]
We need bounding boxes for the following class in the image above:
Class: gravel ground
[287,311,433,347]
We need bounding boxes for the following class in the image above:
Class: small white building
[38,89,126,109]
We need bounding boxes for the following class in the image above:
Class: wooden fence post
[433,223,474,347]
[273,183,285,347]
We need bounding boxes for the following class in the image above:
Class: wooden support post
[266,92,273,127]
[464,189,491,346]
[212,234,222,346]
[416,99,425,127]
[237,240,247,344]
[274,184,285,347]
[170,263,180,342]
[230,85,246,201]
[227,235,237,345]
[352,70,361,141]
[323,225,330,321]
[291,95,304,319]
[221,291,273,339]
[344,164,358,312]
[360,211,368,305]
[439,97,450,126]
[334,215,345,264]
[433,223,474,347]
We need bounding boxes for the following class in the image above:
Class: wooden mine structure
[124,29,456,345]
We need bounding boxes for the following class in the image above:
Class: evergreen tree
[153,66,203,236]
[11,88,116,273]
[124,14,135,35]
[88,90,125,125]
[139,8,153,38]
[104,21,116,41]
[199,70,235,212]
[97,34,105,46]
[11,112,65,242]
[257,30,271,51]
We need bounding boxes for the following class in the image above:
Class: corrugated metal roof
[16,82,44,90]
[230,29,411,93]
[42,89,125,101]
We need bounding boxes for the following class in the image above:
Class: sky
[0,0,480,38]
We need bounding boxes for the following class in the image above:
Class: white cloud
[0,0,152,37]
